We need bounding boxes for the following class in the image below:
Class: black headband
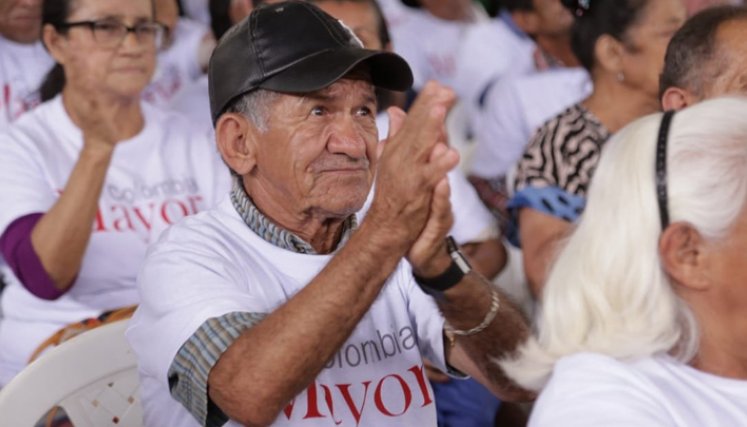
[656,110,676,230]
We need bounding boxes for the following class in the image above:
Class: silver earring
[617,72,625,82]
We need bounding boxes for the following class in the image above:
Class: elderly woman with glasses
[0,0,228,386]
[501,97,747,425]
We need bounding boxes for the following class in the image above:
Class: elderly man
[0,0,53,127]
[127,2,530,427]
[660,4,747,110]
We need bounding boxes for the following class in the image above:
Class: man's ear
[659,223,710,292]
[512,10,540,36]
[661,86,696,111]
[594,34,625,76]
[42,24,67,64]
[215,113,259,176]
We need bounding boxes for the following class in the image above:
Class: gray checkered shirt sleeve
[167,311,267,427]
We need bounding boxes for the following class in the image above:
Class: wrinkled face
[532,0,573,36]
[619,0,687,100]
[0,0,42,43]
[315,1,382,50]
[251,77,379,218]
[698,200,747,325]
[700,20,747,99]
[52,0,157,99]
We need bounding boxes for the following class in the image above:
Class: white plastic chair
[0,320,143,426]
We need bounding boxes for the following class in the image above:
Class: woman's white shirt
[0,96,230,385]
[531,352,747,426]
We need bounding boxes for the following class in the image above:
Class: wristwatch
[413,236,472,293]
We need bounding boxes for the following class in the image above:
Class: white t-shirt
[169,75,212,135]
[452,16,535,113]
[530,352,747,426]
[470,68,591,179]
[180,0,210,27]
[0,96,230,385]
[378,0,414,33]
[0,37,54,129]
[127,199,448,426]
[142,18,209,108]
[389,7,486,91]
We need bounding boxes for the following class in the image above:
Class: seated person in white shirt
[127,2,532,426]
[0,0,229,386]
[181,0,211,26]
[388,0,485,91]
[454,0,577,120]
[0,0,54,127]
[141,0,215,107]
[501,97,747,426]
[459,0,581,230]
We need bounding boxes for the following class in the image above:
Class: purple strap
[0,213,68,300]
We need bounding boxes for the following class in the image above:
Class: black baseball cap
[208,0,414,124]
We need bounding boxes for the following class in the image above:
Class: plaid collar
[229,175,357,254]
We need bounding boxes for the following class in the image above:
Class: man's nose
[327,115,368,159]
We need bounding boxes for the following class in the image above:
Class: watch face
[446,236,471,273]
[452,251,472,274]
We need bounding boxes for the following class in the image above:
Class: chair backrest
[0,320,143,427]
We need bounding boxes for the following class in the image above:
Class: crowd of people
[0,0,745,426]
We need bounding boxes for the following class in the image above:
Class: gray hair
[501,97,747,391]
[225,89,279,133]
[660,5,747,98]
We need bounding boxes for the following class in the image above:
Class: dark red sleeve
[0,213,68,300]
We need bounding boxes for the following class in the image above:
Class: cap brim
[258,47,414,94]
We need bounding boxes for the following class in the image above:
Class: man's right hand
[366,81,460,250]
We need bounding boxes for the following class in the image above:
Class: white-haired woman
[502,97,747,425]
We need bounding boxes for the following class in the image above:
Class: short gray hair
[660,5,747,98]
[225,89,279,132]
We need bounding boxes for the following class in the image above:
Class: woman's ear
[659,223,710,292]
[215,113,259,176]
[594,34,625,76]
[42,23,67,65]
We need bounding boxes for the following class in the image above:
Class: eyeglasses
[56,19,167,50]
[655,110,676,231]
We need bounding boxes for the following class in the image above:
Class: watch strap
[413,236,471,292]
